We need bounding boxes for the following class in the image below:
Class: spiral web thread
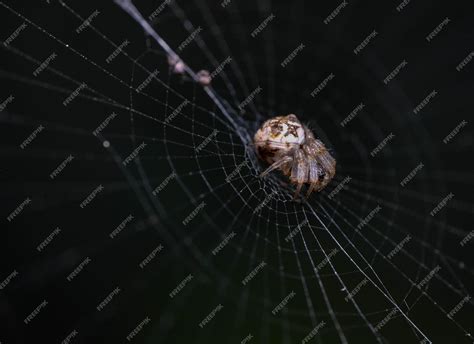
[0,0,473,343]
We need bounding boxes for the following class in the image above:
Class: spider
[254,114,336,199]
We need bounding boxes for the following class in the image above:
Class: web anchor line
[304,202,432,343]
[114,0,252,151]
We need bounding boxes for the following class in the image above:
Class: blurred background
[0,0,473,343]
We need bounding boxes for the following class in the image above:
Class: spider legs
[291,150,308,200]
[259,156,293,177]
[306,157,320,198]
[304,139,336,197]
[315,149,336,191]
[259,141,335,199]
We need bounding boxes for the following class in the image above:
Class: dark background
[0,0,473,343]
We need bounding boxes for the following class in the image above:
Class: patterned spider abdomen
[254,114,305,165]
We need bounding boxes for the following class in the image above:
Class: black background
[1,0,473,343]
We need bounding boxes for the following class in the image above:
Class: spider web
[0,0,473,343]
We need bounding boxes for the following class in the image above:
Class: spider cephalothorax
[254,114,336,198]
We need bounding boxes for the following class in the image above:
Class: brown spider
[254,114,336,199]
